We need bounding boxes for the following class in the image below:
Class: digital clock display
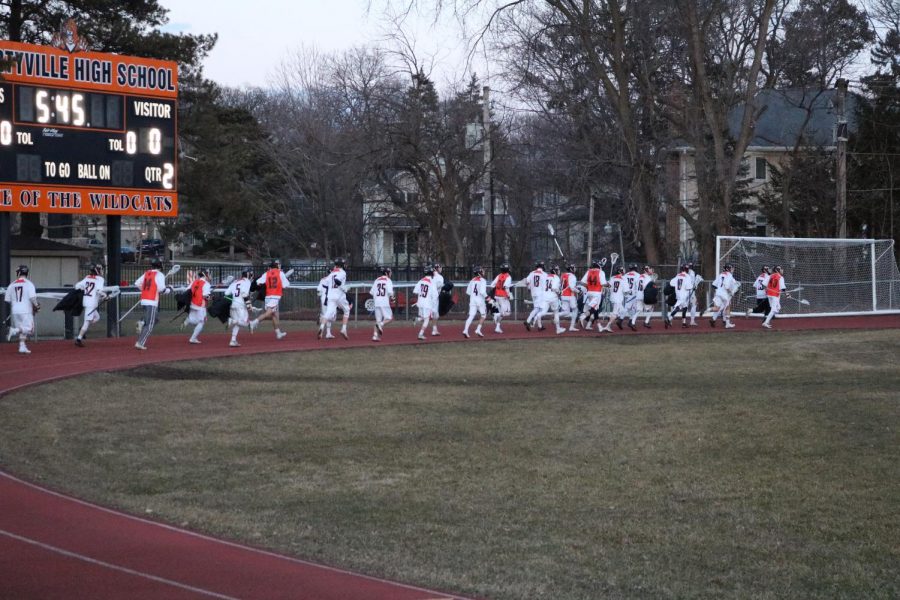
[0,40,178,217]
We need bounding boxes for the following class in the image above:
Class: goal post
[716,236,900,317]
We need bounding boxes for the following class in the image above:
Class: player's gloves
[33,302,41,313]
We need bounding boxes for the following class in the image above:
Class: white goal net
[716,236,900,317]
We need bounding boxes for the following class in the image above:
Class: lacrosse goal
[716,236,900,317]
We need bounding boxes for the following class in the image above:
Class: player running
[413,267,435,341]
[608,266,626,330]
[74,263,107,347]
[667,264,693,328]
[536,265,566,335]
[226,268,256,347]
[762,265,786,329]
[709,264,738,328]
[252,259,290,340]
[560,264,579,331]
[622,264,641,331]
[579,260,607,331]
[429,263,444,336]
[747,266,772,318]
[522,261,547,331]
[489,263,513,333]
[630,265,657,329]
[133,259,170,350]
[318,258,351,340]
[369,267,395,342]
[463,266,488,338]
[4,265,39,354]
[183,268,211,344]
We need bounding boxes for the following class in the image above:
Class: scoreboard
[0,41,178,217]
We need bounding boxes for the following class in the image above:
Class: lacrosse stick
[785,287,804,294]
[785,294,811,306]
[547,224,565,259]
[117,264,181,323]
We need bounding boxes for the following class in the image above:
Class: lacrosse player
[463,266,488,338]
[579,260,607,330]
[748,266,772,317]
[709,264,738,328]
[74,263,107,347]
[4,265,39,354]
[522,261,547,331]
[413,267,435,340]
[622,264,641,330]
[316,272,333,339]
[667,264,692,328]
[686,262,701,326]
[608,267,627,330]
[430,263,444,336]
[535,265,565,335]
[317,258,351,340]
[182,268,212,343]
[489,263,513,333]
[226,268,256,346]
[369,267,395,341]
[252,259,290,340]
[630,266,657,329]
[133,259,170,350]
[762,265,786,329]
[560,264,580,331]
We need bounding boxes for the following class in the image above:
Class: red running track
[1,314,898,600]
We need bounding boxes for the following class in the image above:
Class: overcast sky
[158,0,493,91]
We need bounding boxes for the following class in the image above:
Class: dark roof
[728,88,859,148]
[10,236,92,255]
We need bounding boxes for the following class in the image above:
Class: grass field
[0,330,898,599]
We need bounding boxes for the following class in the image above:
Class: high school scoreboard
[0,41,178,217]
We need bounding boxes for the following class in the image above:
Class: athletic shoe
[74,338,84,347]
[134,342,147,350]
[569,327,578,332]
[524,320,531,331]
[761,322,772,329]
[249,320,259,333]
[690,321,698,327]
[317,326,324,340]
[376,323,384,335]
[725,323,736,329]
[6,327,18,341]
[372,335,380,342]
[340,330,348,340]
[709,318,716,328]
[495,327,503,334]
[681,322,688,328]
[538,325,546,331]
[277,331,288,340]
[229,340,241,347]
[462,331,470,338]
[417,333,426,340]
[431,330,440,337]
[18,346,31,354]
[745,308,753,316]
[556,327,566,335]
[180,320,188,331]
[189,338,201,344]
[628,322,637,331]
[615,318,623,330]
[475,330,484,337]
[325,334,335,339]
[643,323,651,329]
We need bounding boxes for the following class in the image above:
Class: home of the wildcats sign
[0,26,178,218]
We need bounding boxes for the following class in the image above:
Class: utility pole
[482,86,495,270]
[836,78,848,239]
[586,193,595,265]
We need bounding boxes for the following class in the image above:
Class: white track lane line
[0,529,242,600]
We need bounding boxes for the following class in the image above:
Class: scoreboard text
[0,41,178,217]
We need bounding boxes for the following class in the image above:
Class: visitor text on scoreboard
[0,40,178,217]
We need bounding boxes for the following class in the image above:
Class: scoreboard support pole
[0,213,10,340]
[106,215,121,338]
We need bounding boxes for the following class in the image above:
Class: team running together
[4,258,792,354]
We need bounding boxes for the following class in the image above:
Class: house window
[755,157,768,181]
[755,214,767,237]
[393,232,416,256]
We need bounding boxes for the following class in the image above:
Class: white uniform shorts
[374,305,393,322]
[468,299,486,318]
[768,296,781,314]
[325,296,351,321]
[584,292,603,311]
[264,296,281,310]
[713,293,731,311]
[417,301,433,320]
[187,305,207,324]
[494,296,511,316]
[229,302,249,327]
[673,292,690,310]
[12,313,34,336]
[82,304,101,324]
[610,299,625,318]
[559,296,578,315]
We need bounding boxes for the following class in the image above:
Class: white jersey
[414,276,435,304]
[754,274,770,299]
[543,273,561,300]
[226,278,252,304]
[466,276,487,302]
[323,268,348,301]
[75,275,106,308]
[430,272,444,308]
[524,269,547,299]
[4,278,37,314]
[713,271,738,298]
[623,271,640,297]
[609,274,626,303]
[637,274,654,302]
[686,269,697,292]
[369,276,394,308]
[670,272,691,297]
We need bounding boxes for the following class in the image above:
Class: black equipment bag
[438,281,455,316]
[207,295,231,323]
[250,278,266,302]
[643,281,659,305]
[175,289,192,312]
[663,282,676,306]
[53,289,84,317]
